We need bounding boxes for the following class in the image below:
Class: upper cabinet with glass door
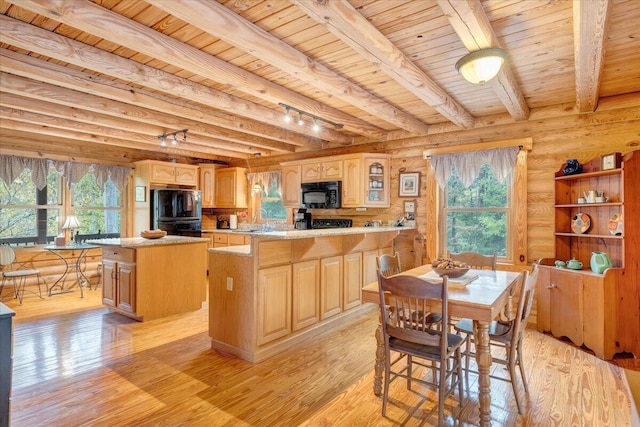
[363,156,390,207]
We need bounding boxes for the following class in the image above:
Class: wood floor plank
[3,290,635,426]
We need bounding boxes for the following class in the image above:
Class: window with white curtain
[0,155,130,244]
[432,147,520,262]
[247,171,286,221]
[0,166,61,245]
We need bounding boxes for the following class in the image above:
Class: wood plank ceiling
[0,0,638,165]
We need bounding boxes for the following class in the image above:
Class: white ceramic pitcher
[583,190,596,203]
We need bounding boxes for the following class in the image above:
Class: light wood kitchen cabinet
[198,164,216,208]
[208,228,411,362]
[96,240,208,322]
[201,232,214,248]
[342,158,362,207]
[281,153,390,208]
[257,265,292,346]
[301,160,343,182]
[101,248,136,316]
[292,260,320,331]
[363,155,390,207]
[212,232,249,248]
[343,252,362,310]
[537,267,583,345]
[320,255,343,320]
[215,167,248,208]
[343,155,391,208]
[281,164,301,207]
[135,160,198,186]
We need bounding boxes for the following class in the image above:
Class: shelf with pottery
[538,151,639,360]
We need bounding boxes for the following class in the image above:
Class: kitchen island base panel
[92,237,208,321]
[208,227,417,363]
[210,303,377,363]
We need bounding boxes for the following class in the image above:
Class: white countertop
[87,235,209,248]
[203,226,415,238]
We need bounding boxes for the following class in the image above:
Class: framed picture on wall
[135,186,146,202]
[403,200,416,214]
[399,172,420,197]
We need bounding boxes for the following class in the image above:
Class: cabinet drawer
[101,247,135,263]
[213,233,228,244]
[228,234,247,245]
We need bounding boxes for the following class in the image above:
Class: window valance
[0,155,132,191]
[430,146,519,189]
[247,171,282,197]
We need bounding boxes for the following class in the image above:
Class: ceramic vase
[590,251,612,274]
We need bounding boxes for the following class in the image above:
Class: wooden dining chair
[453,264,540,414]
[377,271,465,425]
[447,251,497,270]
[0,245,44,305]
[377,252,443,327]
[376,251,401,277]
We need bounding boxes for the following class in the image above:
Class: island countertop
[87,235,209,248]
[210,225,413,239]
[207,226,414,256]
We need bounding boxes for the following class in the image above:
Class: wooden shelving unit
[537,151,639,360]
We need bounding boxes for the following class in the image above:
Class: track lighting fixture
[278,103,344,132]
[157,129,188,147]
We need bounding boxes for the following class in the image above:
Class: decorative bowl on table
[432,266,470,278]
[140,229,167,239]
[431,258,470,278]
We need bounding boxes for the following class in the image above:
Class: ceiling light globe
[455,48,507,85]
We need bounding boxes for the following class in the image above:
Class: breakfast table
[44,243,99,298]
[362,264,523,427]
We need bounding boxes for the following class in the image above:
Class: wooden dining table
[362,264,523,427]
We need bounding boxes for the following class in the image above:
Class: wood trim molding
[422,137,533,158]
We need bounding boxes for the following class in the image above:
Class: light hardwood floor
[3,288,635,426]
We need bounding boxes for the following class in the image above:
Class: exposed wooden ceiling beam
[0,15,342,147]
[0,91,284,157]
[13,0,372,142]
[0,129,201,165]
[292,0,475,130]
[0,104,254,159]
[0,52,305,154]
[437,0,530,121]
[573,0,611,113]
[148,0,430,135]
[0,117,233,161]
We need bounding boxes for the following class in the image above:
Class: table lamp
[62,215,81,246]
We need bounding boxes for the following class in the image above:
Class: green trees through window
[72,173,122,235]
[0,169,60,244]
[444,163,510,257]
[1,168,122,244]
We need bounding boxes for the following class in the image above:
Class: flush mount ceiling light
[278,103,344,132]
[455,48,508,85]
[157,129,188,147]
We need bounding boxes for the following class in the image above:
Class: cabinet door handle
[547,283,557,289]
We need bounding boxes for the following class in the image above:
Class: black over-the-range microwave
[300,181,341,209]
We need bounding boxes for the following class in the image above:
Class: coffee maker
[294,209,312,230]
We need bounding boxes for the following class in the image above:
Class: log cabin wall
[0,248,101,301]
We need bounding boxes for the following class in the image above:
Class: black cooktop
[311,218,353,229]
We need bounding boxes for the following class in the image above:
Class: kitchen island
[208,226,417,362]
[89,236,209,321]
